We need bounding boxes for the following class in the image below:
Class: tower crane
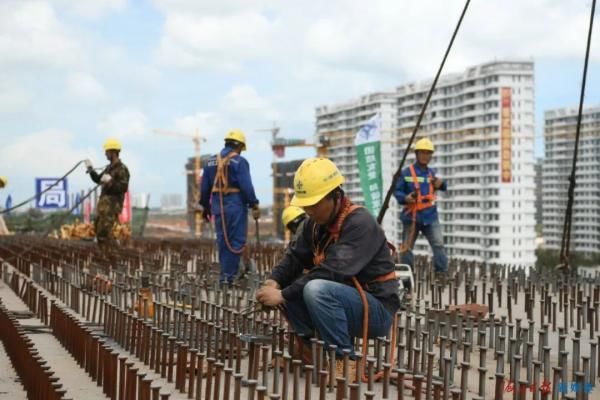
[256,123,328,239]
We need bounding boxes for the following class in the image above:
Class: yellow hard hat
[282,206,305,228]
[225,129,247,150]
[103,138,122,151]
[0,176,7,188]
[291,158,345,207]
[414,138,434,152]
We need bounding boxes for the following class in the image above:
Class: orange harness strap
[212,152,246,255]
[312,201,398,383]
[407,164,436,212]
[212,152,238,193]
[400,164,437,254]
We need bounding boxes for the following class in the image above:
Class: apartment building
[315,92,399,239]
[316,60,537,267]
[542,106,600,255]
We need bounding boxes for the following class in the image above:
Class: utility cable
[377,0,471,224]
[1,160,87,214]
[0,183,101,264]
[557,0,596,272]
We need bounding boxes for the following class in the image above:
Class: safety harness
[400,164,437,253]
[211,152,245,254]
[311,198,398,382]
[212,152,241,194]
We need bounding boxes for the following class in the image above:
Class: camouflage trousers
[94,196,121,248]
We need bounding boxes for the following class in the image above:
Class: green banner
[355,115,383,216]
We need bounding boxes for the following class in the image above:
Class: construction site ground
[1,262,599,400]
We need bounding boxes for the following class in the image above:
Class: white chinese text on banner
[354,114,383,216]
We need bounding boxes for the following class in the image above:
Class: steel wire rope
[0,183,101,264]
[558,0,596,272]
[0,160,103,214]
[376,0,471,224]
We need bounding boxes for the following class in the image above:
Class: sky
[0,0,598,208]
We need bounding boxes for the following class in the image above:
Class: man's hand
[262,279,280,289]
[256,286,284,307]
[252,205,261,220]
[100,174,112,185]
[432,176,443,189]
[84,159,93,170]
[201,206,211,222]
[405,192,416,204]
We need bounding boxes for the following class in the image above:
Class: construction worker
[0,176,8,235]
[200,129,260,286]
[256,158,399,373]
[85,138,130,249]
[394,138,448,280]
[281,205,306,235]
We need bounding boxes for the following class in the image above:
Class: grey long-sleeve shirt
[269,206,400,313]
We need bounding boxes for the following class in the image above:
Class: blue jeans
[401,219,448,274]
[285,279,393,358]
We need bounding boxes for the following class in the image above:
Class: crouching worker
[256,158,400,376]
[281,205,306,236]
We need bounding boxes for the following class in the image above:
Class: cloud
[154,10,274,70]
[298,0,599,81]
[0,129,164,207]
[51,0,128,18]
[159,84,279,151]
[0,80,30,114]
[97,108,149,138]
[0,1,79,69]
[221,85,279,121]
[66,72,108,101]
[152,0,274,16]
[171,112,221,140]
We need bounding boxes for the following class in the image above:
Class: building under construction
[272,159,303,239]
[185,154,212,237]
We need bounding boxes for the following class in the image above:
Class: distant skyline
[0,0,598,208]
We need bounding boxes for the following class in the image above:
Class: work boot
[335,359,357,383]
[435,271,449,286]
[292,338,314,364]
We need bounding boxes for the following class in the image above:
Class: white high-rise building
[315,92,399,238]
[542,106,600,255]
[316,60,537,267]
[160,193,183,211]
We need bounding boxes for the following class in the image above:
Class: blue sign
[36,177,68,209]
[72,193,81,215]
[4,194,12,214]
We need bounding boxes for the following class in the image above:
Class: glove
[202,207,211,222]
[84,159,93,170]
[100,174,112,184]
[252,205,261,220]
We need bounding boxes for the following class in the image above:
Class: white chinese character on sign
[37,178,68,209]
[369,183,379,191]
[366,155,376,164]
[368,171,377,180]
[364,146,374,155]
